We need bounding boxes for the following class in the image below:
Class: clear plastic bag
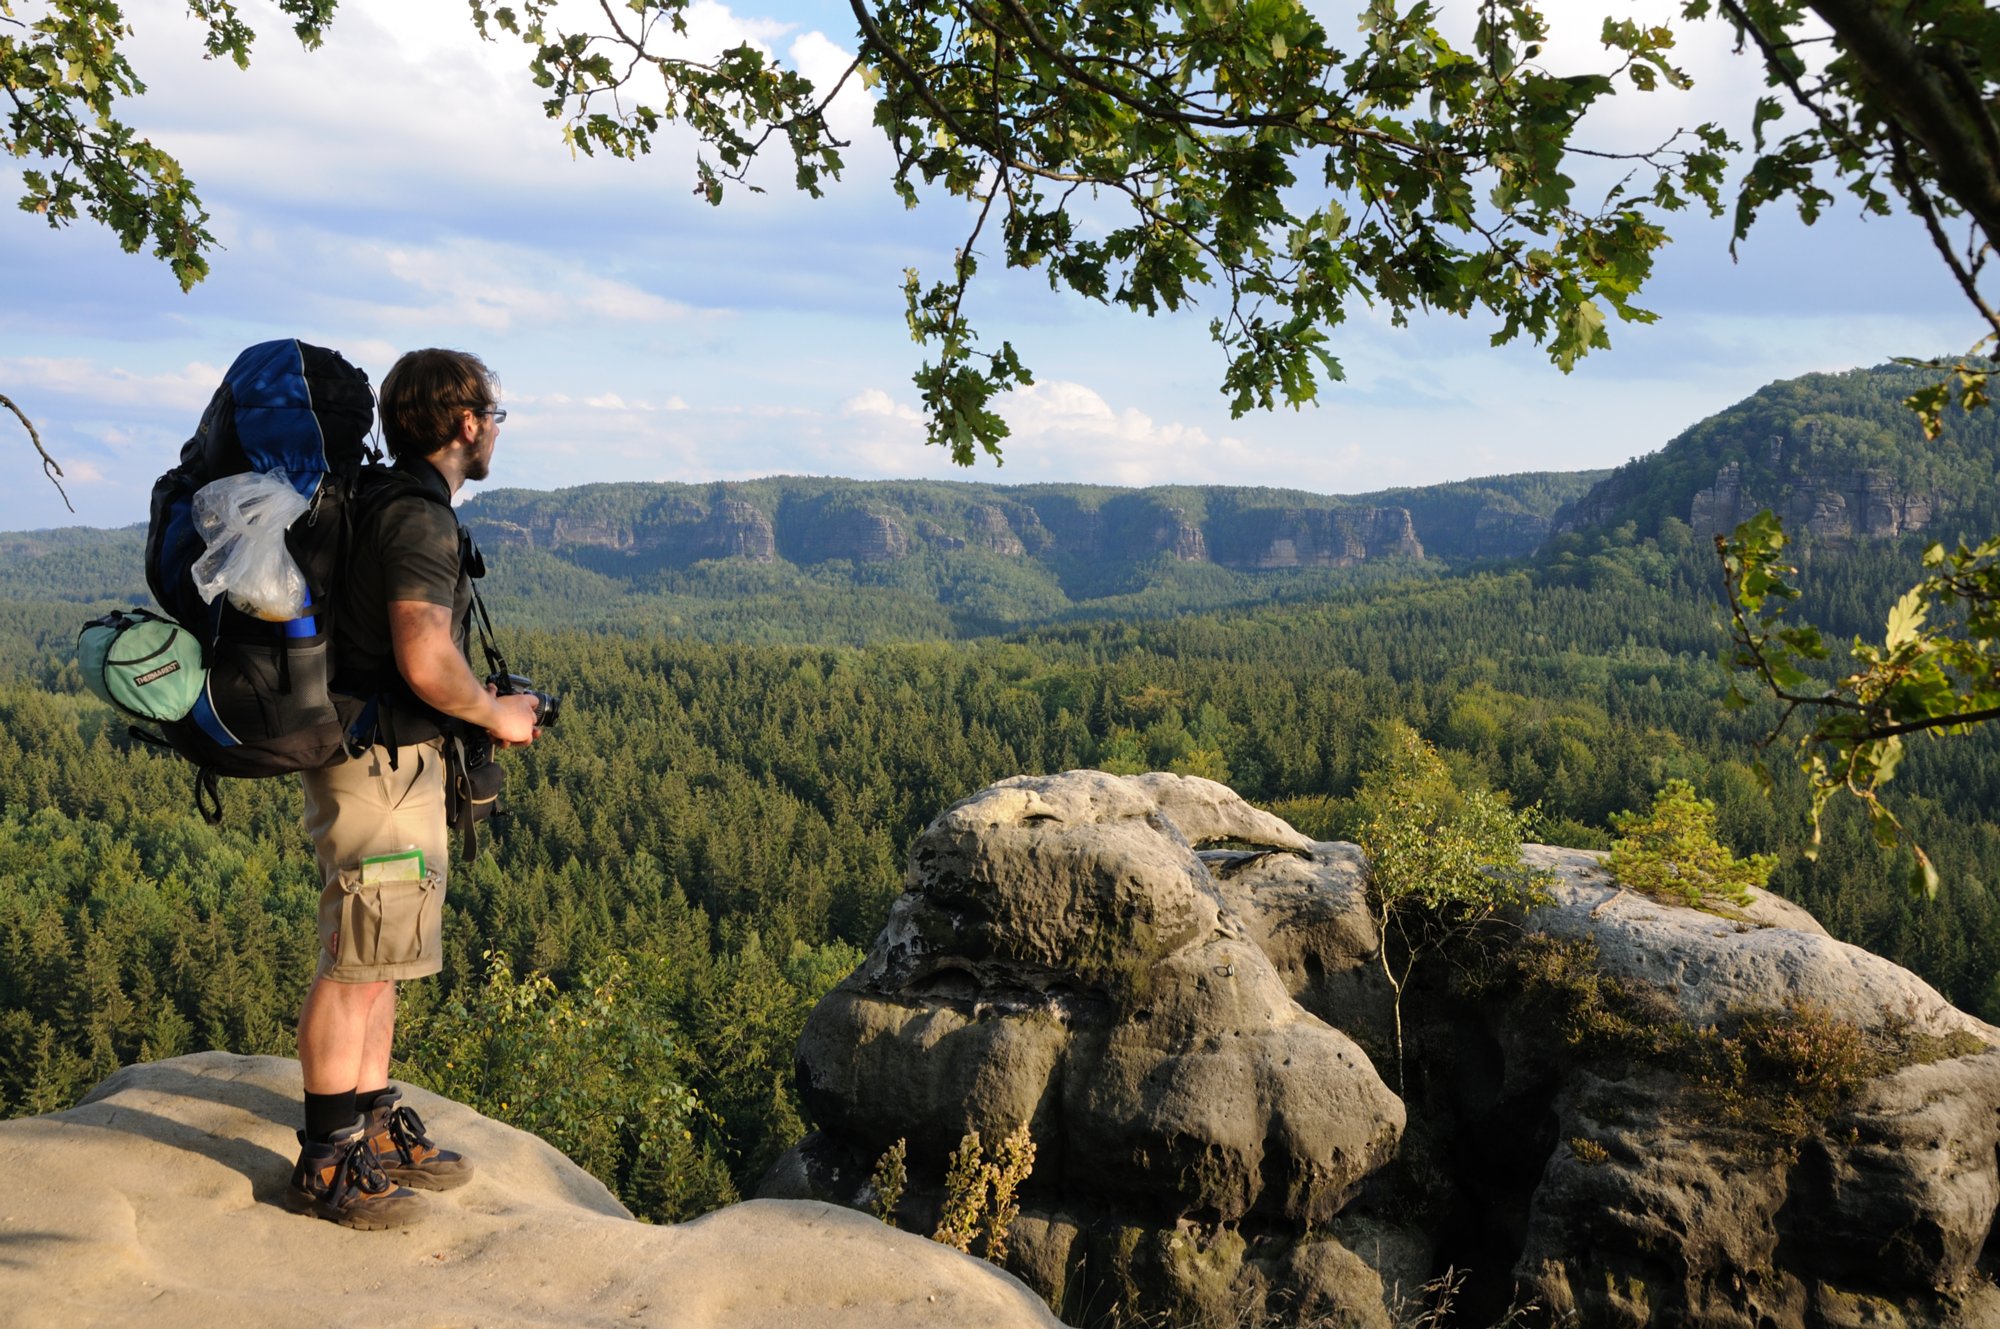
[190,472,311,620]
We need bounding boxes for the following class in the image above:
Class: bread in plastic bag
[190,472,312,620]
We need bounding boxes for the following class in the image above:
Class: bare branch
[0,393,75,514]
[1850,705,2000,742]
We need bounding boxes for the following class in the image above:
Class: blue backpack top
[148,339,377,628]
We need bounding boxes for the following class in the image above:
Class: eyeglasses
[477,407,508,423]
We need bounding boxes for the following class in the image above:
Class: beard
[464,424,495,482]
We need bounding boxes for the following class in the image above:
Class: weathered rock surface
[463,486,777,564]
[781,494,913,563]
[780,772,1406,1325]
[1503,848,2000,1327]
[1522,845,2000,1042]
[967,504,1027,556]
[1554,409,1952,547]
[697,496,777,562]
[0,1052,1061,1329]
[1519,1047,2000,1328]
[779,772,2000,1329]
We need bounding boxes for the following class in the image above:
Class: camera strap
[470,582,507,679]
[460,528,509,681]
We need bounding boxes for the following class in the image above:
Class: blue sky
[0,0,1978,532]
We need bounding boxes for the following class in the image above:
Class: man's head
[378,348,501,471]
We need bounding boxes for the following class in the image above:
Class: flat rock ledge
[0,1051,1061,1329]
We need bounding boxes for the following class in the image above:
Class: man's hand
[487,688,540,747]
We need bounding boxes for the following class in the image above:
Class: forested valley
[8,515,2000,1224]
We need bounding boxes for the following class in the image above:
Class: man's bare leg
[357,983,397,1095]
[298,975,393,1096]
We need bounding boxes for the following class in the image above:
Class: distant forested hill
[1552,363,2000,545]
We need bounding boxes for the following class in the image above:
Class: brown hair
[377,348,498,462]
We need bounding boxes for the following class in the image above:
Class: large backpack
[133,339,384,816]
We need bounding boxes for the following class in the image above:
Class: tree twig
[0,393,75,514]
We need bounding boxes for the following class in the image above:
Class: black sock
[304,1089,359,1144]
[356,1085,396,1114]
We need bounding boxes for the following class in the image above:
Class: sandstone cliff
[460,479,1427,573]
[1557,447,1946,543]
[0,1052,1061,1329]
[1686,456,1943,540]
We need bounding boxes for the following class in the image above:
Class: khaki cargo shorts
[301,740,449,983]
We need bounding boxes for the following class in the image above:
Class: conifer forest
[6,366,2000,1227]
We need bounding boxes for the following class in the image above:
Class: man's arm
[388,600,538,744]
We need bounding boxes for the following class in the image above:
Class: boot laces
[327,1132,396,1206]
[385,1104,436,1161]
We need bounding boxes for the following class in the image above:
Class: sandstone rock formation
[1206,507,1425,567]
[1555,436,1947,546]
[776,772,1407,1326]
[776,772,2000,1328]
[0,1052,1061,1329]
[1507,847,2000,1326]
[1521,845,2000,1041]
[967,504,1027,556]
[697,496,778,562]
[462,487,776,563]
[782,496,912,563]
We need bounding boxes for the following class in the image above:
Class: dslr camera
[488,670,562,730]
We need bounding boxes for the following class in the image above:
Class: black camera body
[489,671,562,730]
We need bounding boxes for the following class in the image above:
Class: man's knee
[306,975,395,1010]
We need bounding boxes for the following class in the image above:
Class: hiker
[287,348,541,1228]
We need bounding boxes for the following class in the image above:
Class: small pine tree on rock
[1607,780,1774,910]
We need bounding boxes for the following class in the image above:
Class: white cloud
[828,378,1278,487]
[349,238,694,332]
[843,388,923,425]
[0,358,223,414]
[991,380,1224,484]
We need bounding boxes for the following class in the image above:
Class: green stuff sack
[79,609,207,722]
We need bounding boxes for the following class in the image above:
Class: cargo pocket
[324,865,444,972]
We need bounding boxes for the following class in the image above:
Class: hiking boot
[364,1089,474,1191]
[286,1124,426,1230]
